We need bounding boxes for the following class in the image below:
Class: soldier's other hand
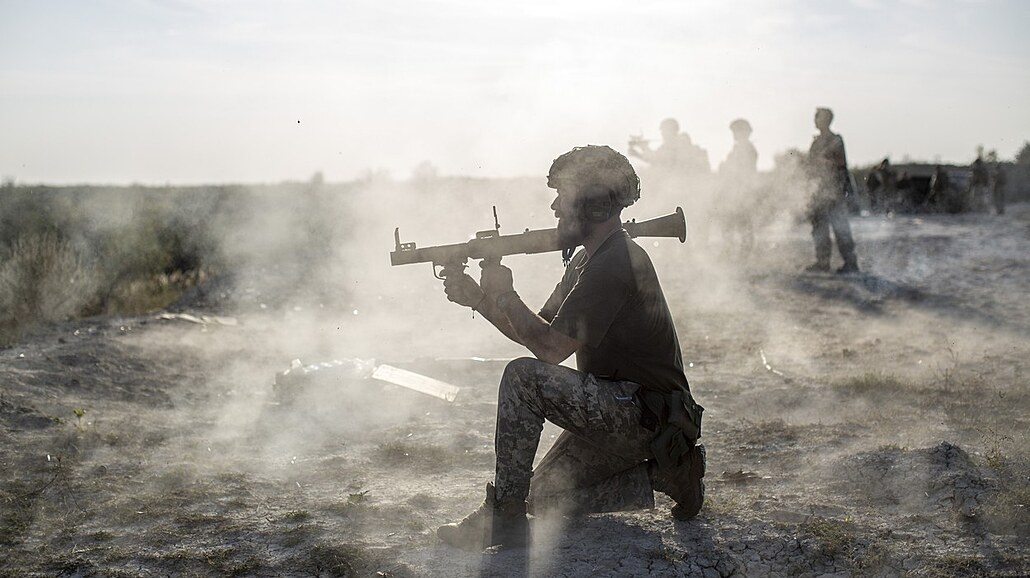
[480,262,514,297]
[443,273,486,309]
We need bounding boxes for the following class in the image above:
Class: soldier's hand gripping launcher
[391,207,686,279]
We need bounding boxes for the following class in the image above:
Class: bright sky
[1,0,1027,184]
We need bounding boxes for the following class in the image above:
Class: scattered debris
[719,469,770,484]
[274,358,460,402]
[432,356,512,363]
[156,313,239,326]
[759,348,787,378]
[371,364,460,402]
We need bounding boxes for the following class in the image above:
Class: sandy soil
[2,204,1029,577]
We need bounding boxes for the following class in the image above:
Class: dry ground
[2,203,1029,577]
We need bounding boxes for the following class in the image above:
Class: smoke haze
[2,1,1029,573]
[2,1,1028,184]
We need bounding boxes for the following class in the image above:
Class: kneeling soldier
[438,145,706,550]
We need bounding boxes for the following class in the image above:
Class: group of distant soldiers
[627,117,759,257]
[627,110,1010,273]
[628,108,860,273]
[866,155,1007,216]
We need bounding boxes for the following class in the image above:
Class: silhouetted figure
[969,155,990,211]
[628,118,709,177]
[991,163,1007,215]
[894,170,917,208]
[715,118,758,256]
[865,158,899,213]
[926,164,954,212]
[629,118,712,248]
[804,108,859,274]
[436,145,705,550]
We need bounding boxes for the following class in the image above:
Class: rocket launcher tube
[391,207,686,278]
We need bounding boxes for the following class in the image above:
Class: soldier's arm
[631,145,660,164]
[442,270,525,346]
[493,293,580,365]
[471,297,525,347]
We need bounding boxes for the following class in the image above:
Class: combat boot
[437,483,529,550]
[804,261,830,273]
[651,442,706,520]
[836,260,859,274]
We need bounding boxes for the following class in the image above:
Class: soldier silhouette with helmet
[804,107,859,274]
[629,118,712,248]
[715,118,759,256]
[436,145,705,550]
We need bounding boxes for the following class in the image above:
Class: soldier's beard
[556,217,586,250]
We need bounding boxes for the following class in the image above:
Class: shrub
[0,232,97,345]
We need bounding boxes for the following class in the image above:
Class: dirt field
[2,201,1028,577]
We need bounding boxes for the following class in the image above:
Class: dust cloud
[56,174,569,486]
[71,145,1020,492]
[2,138,1028,575]
[122,150,977,484]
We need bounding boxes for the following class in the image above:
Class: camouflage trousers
[493,357,656,515]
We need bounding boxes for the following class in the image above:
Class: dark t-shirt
[538,229,690,395]
[809,131,848,197]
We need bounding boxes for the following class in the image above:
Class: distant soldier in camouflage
[437,145,705,550]
[805,107,859,274]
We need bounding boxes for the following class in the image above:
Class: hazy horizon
[2,0,1028,185]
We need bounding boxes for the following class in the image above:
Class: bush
[0,232,98,345]
[0,181,359,343]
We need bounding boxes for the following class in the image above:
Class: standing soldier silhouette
[804,108,859,274]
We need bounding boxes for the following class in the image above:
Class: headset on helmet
[578,183,615,223]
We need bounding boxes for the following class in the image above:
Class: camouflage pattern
[529,432,654,515]
[492,357,656,511]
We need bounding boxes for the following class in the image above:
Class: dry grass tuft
[374,440,464,471]
[290,542,368,576]
[0,232,97,346]
[924,553,991,578]
[802,516,856,558]
[834,371,912,399]
[983,475,1030,537]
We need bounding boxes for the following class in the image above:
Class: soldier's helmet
[547,145,641,208]
[660,117,680,134]
[729,118,752,137]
